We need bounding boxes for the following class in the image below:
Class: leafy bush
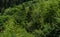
[0,0,60,37]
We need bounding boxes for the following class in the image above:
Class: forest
[0,0,60,37]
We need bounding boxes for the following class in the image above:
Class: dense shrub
[0,0,60,37]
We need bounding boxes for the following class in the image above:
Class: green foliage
[0,0,60,37]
